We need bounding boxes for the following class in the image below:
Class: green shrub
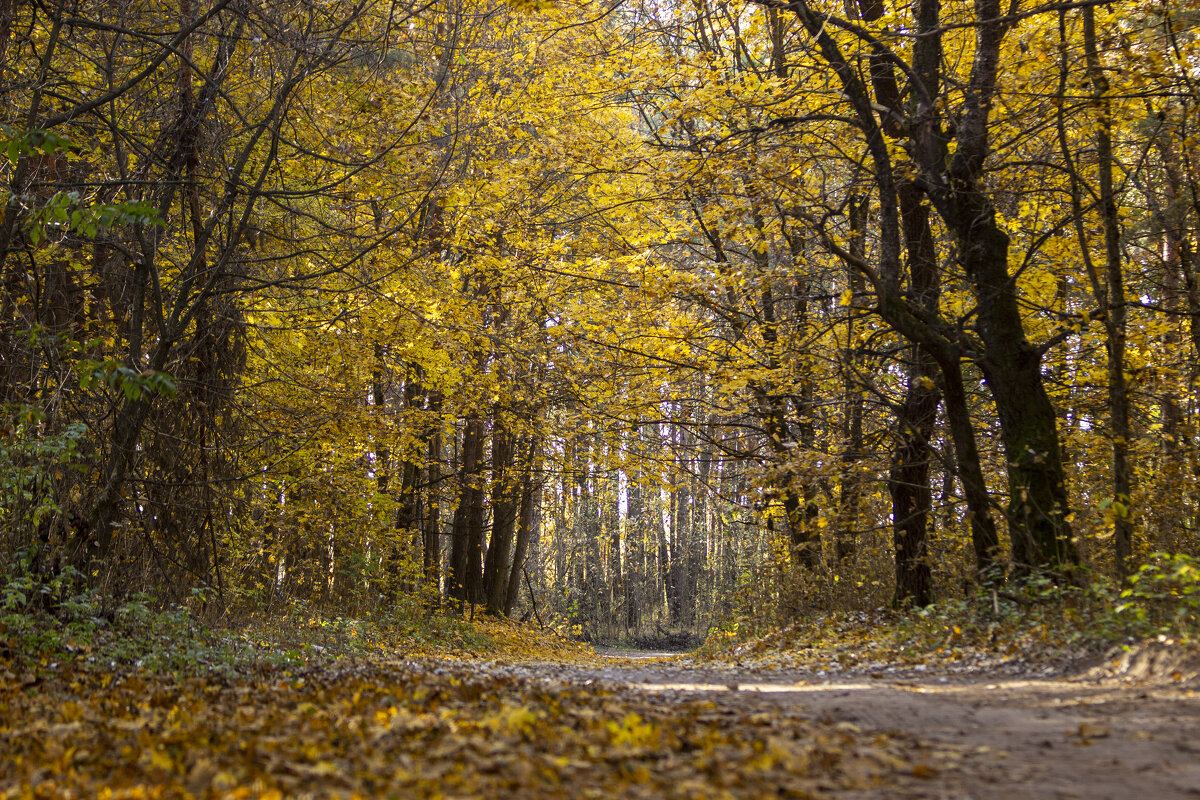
[1112,553,1200,636]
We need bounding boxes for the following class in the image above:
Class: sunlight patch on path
[595,650,684,660]
[630,681,874,693]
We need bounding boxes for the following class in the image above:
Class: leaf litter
[6,609,1200,800]
[0,654,941,800]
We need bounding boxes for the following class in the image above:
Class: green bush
[1112,553,1200,636]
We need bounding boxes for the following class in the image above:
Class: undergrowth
[696,554,1200,667]
[0,552,593,682]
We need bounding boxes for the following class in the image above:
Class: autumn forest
[5,0,1200,642]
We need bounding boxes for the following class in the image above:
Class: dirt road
[496,651,1200,799]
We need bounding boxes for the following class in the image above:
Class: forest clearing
[6,0,1200,795]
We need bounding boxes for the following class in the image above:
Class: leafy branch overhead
[1,0,1199,656]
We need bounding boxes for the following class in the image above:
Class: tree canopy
[5,0,1200,638]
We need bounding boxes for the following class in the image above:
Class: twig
[523,567,544,629]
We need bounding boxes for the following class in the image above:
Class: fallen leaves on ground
[693,608,1108,680]
[467,616,606,664]
[0,654,935,799]
[226,608,601,667]
[692,608,1200,694]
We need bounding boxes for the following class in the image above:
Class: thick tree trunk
[890,182,941,607]
[889,364,939,607]
[791,0,1076,577]
[944,0,1075,575]
[960,217,1077,573]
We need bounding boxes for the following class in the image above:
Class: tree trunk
[938,357,1002,576]
[889,364,939,607]
[483,416,517,615]
[757,282,820,570]
[503,439,538,616]
[962,217,1077,573]
[837,196,868,561]
[1150,131,1188,552]
[789,0,1076,577]
[649,425,674,622]
[890,183,941,607]
[423,391,443,598]
[607,459,623,635]
[393,365,424,593]
[625,460,645,632]
[1083,5,1134,575]
[448,415,485,606]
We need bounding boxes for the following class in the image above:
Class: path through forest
[508,650,1200,799]
[5,641,1200,798]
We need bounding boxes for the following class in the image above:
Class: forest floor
[573,647,1200,799]
[3,613,1200,799]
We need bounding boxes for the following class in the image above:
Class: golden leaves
[0,650,930,800]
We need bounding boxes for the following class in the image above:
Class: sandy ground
[505,650,1200,799]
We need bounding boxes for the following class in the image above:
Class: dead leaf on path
[1075,722,1111,740]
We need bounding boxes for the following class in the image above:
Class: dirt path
[6,642,1199,797]
[501,653,1200,799]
